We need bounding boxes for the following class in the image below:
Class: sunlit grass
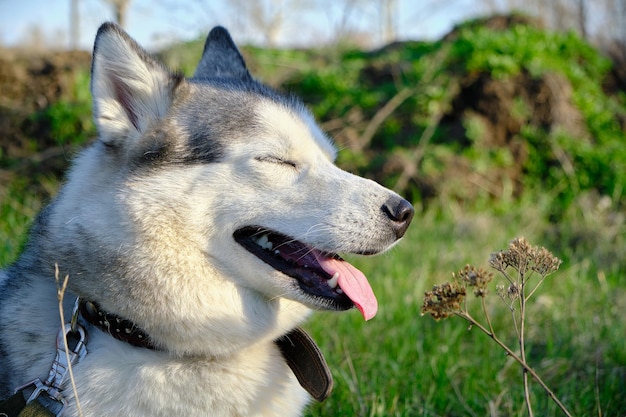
[0,176,54,266]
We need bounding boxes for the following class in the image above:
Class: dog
[0,22,413,416]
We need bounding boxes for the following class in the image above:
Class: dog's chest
[62,334,309,417]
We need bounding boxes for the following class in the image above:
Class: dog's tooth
[257,234,269,248]
[328,272,339,289]
[252,234,274,250]
[336,288,344,294]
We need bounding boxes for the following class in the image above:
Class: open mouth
[233,226,378,320]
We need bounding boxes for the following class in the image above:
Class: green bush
[32,69,95,147]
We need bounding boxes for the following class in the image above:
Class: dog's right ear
[193,27,252,81]
[91,22,183,147]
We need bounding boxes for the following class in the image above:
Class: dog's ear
[91,22,183,146]
[193,27,251,81]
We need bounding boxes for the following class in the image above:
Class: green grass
[0,176,52,266]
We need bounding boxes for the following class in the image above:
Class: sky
[0,0,482,51]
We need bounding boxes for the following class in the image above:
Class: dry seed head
[505,237,533,272]
[421,282,466,320]
[496,284,506,299]
[496,282,520,300]
[453,264,493,297]
[530,246,562,276]
[488,251,507,272]
[507,283,520,300]
[489,237,561,278]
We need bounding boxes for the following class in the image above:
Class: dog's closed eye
[255,155,298,169]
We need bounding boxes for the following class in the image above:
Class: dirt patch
[433,70,585,199]
[0,49,91,182]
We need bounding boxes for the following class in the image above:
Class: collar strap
[275,327,333,401]
[78,300,333,401]
[78,300,157,350]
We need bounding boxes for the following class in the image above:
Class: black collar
[78,299,333,401]
[79,300,157,349]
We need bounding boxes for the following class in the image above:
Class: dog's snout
[382,196,414,239]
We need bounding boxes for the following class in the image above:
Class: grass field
[1,177,624,416]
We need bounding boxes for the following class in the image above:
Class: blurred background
[1,1,625,416]
[1,0,626,50]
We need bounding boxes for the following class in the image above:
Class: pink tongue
[316,255,378,321]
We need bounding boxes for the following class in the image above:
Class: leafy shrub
[31,69,95,147]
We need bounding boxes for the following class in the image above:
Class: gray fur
[193,26,252,81]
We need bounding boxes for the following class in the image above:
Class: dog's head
[55,23,413,355]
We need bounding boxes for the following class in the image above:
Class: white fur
[91,26,172,145]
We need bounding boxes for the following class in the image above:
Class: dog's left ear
[193,27,251,81]
[91,22,182,147]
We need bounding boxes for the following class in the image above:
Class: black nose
[382,196,414,239]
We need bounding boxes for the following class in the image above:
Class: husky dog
[0,23,413,416]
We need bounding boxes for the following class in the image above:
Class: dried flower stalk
[421,238,570,417]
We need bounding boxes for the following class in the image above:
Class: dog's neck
[78,299,333,401]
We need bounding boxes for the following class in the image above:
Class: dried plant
[421,238,571,417]
[55,264,84,417]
